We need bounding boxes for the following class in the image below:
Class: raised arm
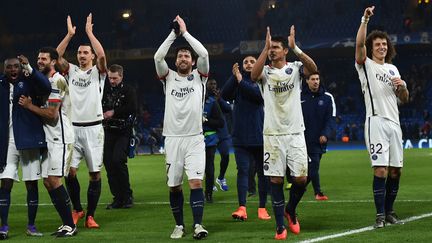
[251,27,271,82]
[56,15,75,73]
[177,16,209,75]
[288,25,317,77]
[355,6,375,64]
[86,13,107,73]
[154,31,176,78]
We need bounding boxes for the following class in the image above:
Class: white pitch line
[298,212,432,243]
[8,199,432,206]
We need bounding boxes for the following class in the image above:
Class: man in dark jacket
[301,71,336,200]
[221,56,270,221]
[102,64,136,209]
[206,79,232,192]
[0,56,51,239]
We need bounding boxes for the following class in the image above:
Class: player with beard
[154,15,209,240]
[19,47,76,237]
[56,14,107,228]
[355,6,409,228]
[0,55,51,239]
[251,27,318,239]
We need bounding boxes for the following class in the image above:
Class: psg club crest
[318,100,324,106]
[372,154,378,160]
[389,70,395,76]
[285,68,293,75]
[18,82,24,88]
[187,74,194,81]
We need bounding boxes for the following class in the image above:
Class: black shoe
[205,192,213,203]
[123,196,134,209]
[374,214,386,229]
[106,200,124,209]
[385,211,404,225]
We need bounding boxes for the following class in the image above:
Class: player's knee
[270,176,284,184]
[1,179,13,191]
[68,168,77,178]
[293,176,307,186]
[89,172,101,181]
[388,167,401,179]
[373,166,387,178]
[188,179,202,189]
[170,185,182,193]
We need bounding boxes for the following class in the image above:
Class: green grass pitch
[4,148,432,242]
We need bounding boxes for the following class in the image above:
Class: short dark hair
[365,30,396,63]
[306,71,320,80]
[271,36,288,49]
[79,43,96,54]
[108,64,124,76]
[175,45,197,61]
[38,47,59,60]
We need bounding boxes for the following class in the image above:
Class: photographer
[102,64,136,209]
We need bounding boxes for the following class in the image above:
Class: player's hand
[86,13,94,34]
[319,135,328,144]
[17,55,29,65]
[232,63,242,82]
[175,15,187,35]
[288,25,296,49]
[364,6,375,18]
[265,26,271,50]
[67,15,76,37]
[18,95,32,108]
[213,89,221,100]
[391,77,406,90]
[103,110,114,119]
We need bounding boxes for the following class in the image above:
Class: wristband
[361,16,369,24]
[293,45,303,56]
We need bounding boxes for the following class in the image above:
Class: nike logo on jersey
[174,78,182,81]
[301,100,306,103]
[196,171,202,175]
[51,168,57,170]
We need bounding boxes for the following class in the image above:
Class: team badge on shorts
[285,68,293,75]
[389,70,395,76]
[187,74,194,81]
[372,154,378,160]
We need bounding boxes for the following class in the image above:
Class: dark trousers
[234,146,268,206]
[307,153,323,194]
[217,138,231,179]
[103,130,133,202]
[205,146,217,194]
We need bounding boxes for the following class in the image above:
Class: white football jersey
[355,57,400,125]
[67,64,106,123]
[43,72,74,144]
[259,62,305,135]
[161,69,207,137]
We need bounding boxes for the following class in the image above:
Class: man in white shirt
[56,14,107,229]
[251,26,318,240]
[355,6,409,229]
[154,15,209,240]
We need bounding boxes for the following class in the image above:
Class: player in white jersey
[56,14,107,229]
[355,6,409,229]
[18,47,76,237]
[154,15,209,240]
[251,27,318,240]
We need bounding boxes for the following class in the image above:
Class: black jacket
[102,81,137,131]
